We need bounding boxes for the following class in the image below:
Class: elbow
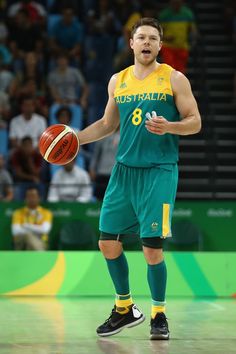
[192,118,202,135]
[193,126,201,134]
[196,120,202,133]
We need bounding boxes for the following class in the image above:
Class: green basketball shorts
[99,162,178,239]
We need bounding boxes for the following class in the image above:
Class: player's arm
[78,75,120,145]
[145,71,201,136]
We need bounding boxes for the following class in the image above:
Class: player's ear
[159,41,162,51]
[130,38,134,50]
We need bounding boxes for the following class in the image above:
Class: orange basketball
[39,124,80,165]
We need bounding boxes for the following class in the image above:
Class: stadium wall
[1,201,236,251]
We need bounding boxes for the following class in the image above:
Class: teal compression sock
[147,260,167,302]
[105,253,130,295]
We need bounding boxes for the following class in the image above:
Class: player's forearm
[78,118,117,145]
[168,115,201,136]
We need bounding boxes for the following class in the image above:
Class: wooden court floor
[0,297,235,354]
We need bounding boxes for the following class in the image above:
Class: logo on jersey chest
[157,77,164,85]
[119,82,127,89]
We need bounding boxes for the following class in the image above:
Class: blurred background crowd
[0,0,235,204]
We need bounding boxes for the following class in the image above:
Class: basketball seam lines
[44,125,73,161]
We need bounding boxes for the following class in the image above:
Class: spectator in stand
[47,53,88,108]
[84,2,118,126]
[0,20,8,41]
[0,60,18,115]
[12,50,48,116]
[7,8,44,54]
[0,21,12,66]
[9,96,47,149]
[7,0,47,25]
[112,0,138,27]
[48,6,83,63]
[55,105,73,125]
[0,154,14,201]
[0,44,11,66]
[89,130,119,200]
[0,21,14,101]
[159,0,197,74]
[0,91,11,128]
[10,136,44,200]
[86,0,120,36]
[15,78,48,117]
[0,1,7,15]
[0,61,16,96]
[47,159,92,202]
[7,40,24,79]
[11,187,53,250]
[15,51,46,89]
[49,0,83,16]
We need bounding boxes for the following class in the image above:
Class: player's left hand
[145,111,170,135]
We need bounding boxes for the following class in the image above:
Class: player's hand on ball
[145,111,170,135]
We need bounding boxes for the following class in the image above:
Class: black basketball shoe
[96,304,145,337]
[150,312,169,340]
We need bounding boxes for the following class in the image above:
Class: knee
[98,240,123,259]
[143,247,164,265]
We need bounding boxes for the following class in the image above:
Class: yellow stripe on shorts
[162,203,170,238]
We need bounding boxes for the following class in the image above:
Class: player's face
[130,26,162,66]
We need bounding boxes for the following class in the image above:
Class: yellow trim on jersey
[114,64,174,98]
[162,203,170,238]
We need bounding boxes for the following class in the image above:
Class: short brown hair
[131,17,163,40]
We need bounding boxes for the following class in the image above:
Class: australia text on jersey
[115,92,167,104]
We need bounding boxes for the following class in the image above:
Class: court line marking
[169,300,225,315]
[202,300,225,310]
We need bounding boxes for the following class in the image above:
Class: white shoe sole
[150,332,170,340]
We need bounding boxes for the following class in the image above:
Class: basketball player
[77,17,201,340]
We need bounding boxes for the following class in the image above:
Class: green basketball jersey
[114,63,180,167]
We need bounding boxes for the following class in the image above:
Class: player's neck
[133,61,160,80]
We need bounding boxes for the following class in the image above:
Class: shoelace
[152,313,168,327]
[104,307,116,324]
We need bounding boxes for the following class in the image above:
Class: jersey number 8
[132,108,142,126]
